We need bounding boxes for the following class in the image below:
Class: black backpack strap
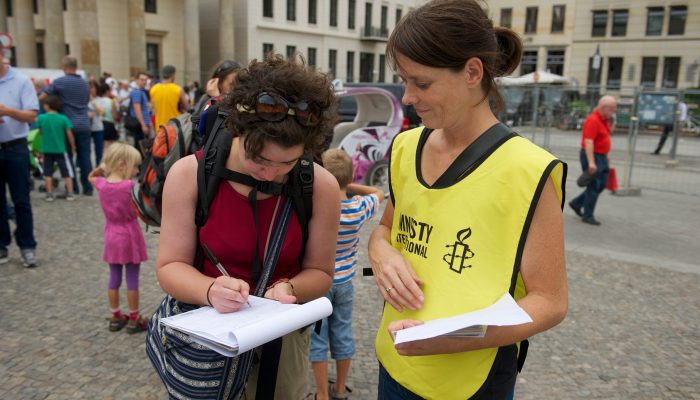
[290,154,314,254]
[431,123,517,187]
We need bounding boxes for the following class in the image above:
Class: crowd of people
[1,1,578,398]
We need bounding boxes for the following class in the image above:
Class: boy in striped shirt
[310,149,384,400]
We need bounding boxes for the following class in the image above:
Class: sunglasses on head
[236,92,320,127]
[214,60,241,77]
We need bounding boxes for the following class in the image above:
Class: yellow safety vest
[376,126,565,399]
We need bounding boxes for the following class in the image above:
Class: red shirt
[199,180,303,292]
[580,109,611,154]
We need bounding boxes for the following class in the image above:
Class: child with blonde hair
[88,143,149,333]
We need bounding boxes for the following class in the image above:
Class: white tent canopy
[497,70,570,86]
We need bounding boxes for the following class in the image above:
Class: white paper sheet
[393,293,532,344]
[161,296,333,356]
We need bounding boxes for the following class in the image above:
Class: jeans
[570,149,609,219]
[0,139,36,251]
[92,130,104,167]
[310,281,356,362]
[74,129,93,195]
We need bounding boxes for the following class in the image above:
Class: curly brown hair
[221,54,337,160]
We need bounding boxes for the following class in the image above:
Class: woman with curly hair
[147,55,340,399]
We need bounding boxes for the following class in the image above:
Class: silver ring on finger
[385,286,394,293]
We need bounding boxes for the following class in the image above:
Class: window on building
[145,0,157,14]
[587,56,603,87]
[286,45,296,59]
[330,0,338,27]
[146,43,160,78]
[524,7,538,34]
[606,57,623,89]
[364,2,372,36]
[395,7,402,26]
[33,0,39,14]
[379,54,386,82]
[360,52,374,82]
[65,44,70,56]
[551,5,565,33]
[263,0,273,18]
[36,43,45,68]
[6,0,12,16]
[668,6,687,35]
[8,47,16,67]
[380,5,388,36]
[307,47,317,67]
[308,0,317,24]
[63,0,67,11]
[546,50,565,76]
[329,49,337,78]
[662,57,680,88]
[348,0,356,29]
[347,51,355,83]
[521,51,538,75]
[646,7,663,36]
[263,43,274,58]
[641,57,658,88]
[500,8,512,28]
[287,0,296,21]
[612,10,628,37]
[591,10,607,37]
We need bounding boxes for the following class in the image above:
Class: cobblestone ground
[1,189,699,399]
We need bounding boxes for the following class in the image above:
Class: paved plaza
[1,150,699,399]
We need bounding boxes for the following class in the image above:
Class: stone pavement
[1,163,699,399]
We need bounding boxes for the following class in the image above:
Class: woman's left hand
[264,281,297,304]
[389,319,463,356]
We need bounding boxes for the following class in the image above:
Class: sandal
[107,315,128,332]
[126,315,149,334]
[328,380,352,400]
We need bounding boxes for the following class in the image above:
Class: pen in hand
[202,244,251,308]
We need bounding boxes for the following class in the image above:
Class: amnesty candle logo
[443,227,475,274]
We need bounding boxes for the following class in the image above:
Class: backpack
[131,112,199,227]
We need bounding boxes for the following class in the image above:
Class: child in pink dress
[88,142,148,333]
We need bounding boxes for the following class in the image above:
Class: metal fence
[497,85,700,197]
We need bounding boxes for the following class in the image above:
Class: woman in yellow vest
[368,1,569,399]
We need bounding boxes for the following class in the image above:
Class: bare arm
[0,104,37,124]
[584,139,596,174]
[132,102,149,135]
[388,178,568,356]
[66,128,76,154]
[347,182,385,203]
[87,163,104,186]
[179,88,189,113]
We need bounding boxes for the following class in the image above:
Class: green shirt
[37,112,73,154]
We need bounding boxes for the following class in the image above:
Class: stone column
[14,0,38,66]
[128,0,145,77]
[44,0,66,68]
[218,0,235,61]
[184,0,200,85]
[0,0,8,33]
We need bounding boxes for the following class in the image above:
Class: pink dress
[94,177,148,264]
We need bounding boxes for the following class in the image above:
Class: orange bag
[606,167,618,193]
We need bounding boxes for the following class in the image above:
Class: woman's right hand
[369,229,424,312]
[208,276,250,313]
[205,78,221,97]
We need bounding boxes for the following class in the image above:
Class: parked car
[331,82,405,192]
[342,82,421,130]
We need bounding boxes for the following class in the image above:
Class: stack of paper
[393,293,532,344]
[161,296,332,357]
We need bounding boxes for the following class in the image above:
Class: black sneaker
[21,248,39,268]
[568,201,583,217]
[582,217,601,226]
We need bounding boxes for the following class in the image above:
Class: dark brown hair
[222,54,337,160]
[43,94,62,112]
[322,149,353,188]
[386,0,522,112]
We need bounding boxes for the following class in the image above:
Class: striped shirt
[333,193,380,285]
[44,74,90,132]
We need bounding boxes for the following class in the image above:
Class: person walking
[149,65,187,129]
[95,83,119,149]
[367,1,568,399]
[652,100,688,155]
[0,61,40,268]
[40,56,92,196]
[88,80,105,167]
[569,95,617,226]
[310,149,384,400]
[88,143,149,334]
[125,72,151,155]
[36,95,77,202]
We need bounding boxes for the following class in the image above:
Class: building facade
[198,0,426,84]
[488,0,700,91]
[2,0,201,84]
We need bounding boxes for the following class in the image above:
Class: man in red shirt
[569,95,617,225]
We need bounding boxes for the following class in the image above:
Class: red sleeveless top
[198,179,303,292]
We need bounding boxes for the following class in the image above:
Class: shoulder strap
[432,123,517,187]
[289,154,314,254]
